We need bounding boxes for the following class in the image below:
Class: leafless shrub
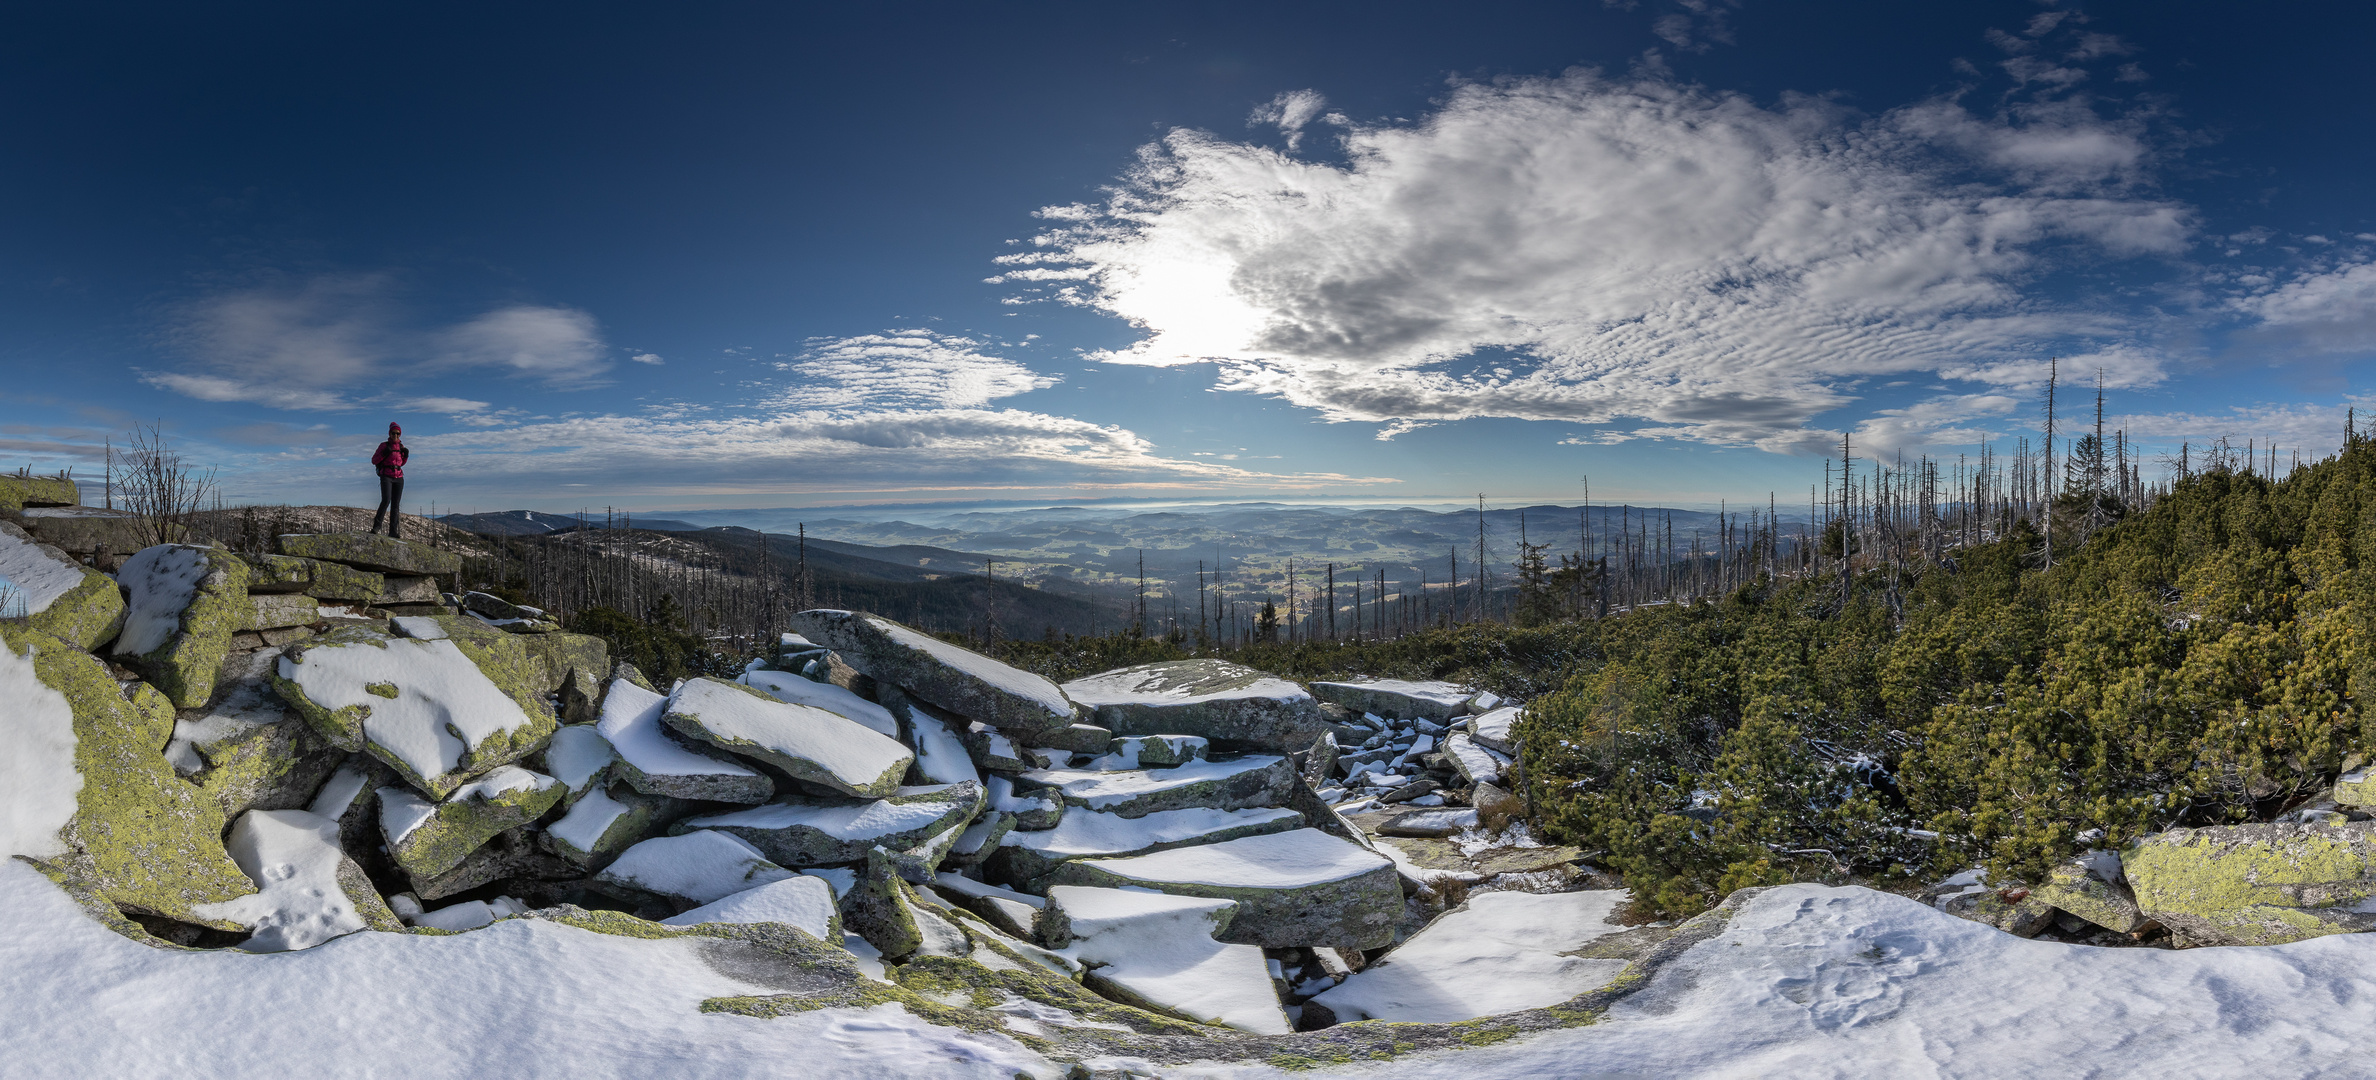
[111,421,217,549]
[0,578,26,619]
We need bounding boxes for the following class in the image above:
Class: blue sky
[3,1,2372,514]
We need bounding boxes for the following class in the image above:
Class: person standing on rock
[370,422,408,538]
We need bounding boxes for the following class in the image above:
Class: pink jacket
[372,440,408,479]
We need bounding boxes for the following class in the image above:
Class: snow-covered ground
[17,854,2376,1076]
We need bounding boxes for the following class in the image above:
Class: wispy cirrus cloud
[772,330,1057,410]
[996,34,2191,454]
[144,274,616,410]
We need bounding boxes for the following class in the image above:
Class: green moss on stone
[364,682,399,699]
[2125,825,2376,945]
[0,473,77,510]
[276,532,462,576]
[0,521,128,650]
[123,548,249,708]
[386,774,565,878]
[4,625,258,930]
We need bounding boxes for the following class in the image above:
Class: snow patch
[282,635,540,785]
[1311,890,1629,1022]
[192,809,370,953]
[114,544,211,656]
[662,875,839,941]
[596,677,760,780]
[0,528,88,616]
[738,669,900,737]
[0,639,79,860]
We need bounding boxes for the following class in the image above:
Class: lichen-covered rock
[542,781,687,870]
[987,804,1305,887]
[409,824,583,901]
[0,520,125,650]
[2335,767,2376,807]
[840,846,933,961]
[516,631,608,699]
[17,505,153,556]
[1012,754,1297,819]
[789,609,1079,741]
[302,560,385,602]
[1094,735,1209,770]
[988,774,1064,831]
[1,624,258,929]
[681,782,984,868]
[114,544,250,708]
[0,471,77,510]
[193,808,403,951]
[2125,822,2376,945]
[1307,678,1473,723]
[961,721,1035,773]
[274,624,557,799]
[2033,851,2152,934]
[884,819,970,884]
[277,532,462,576]
[1063,659,1331,753]
[379,766,565,878]
[1044,828,1401,950]
[169,651,344,820]
[374,575,440,605]
[1935,885,2056,937]
[664,676,914,799]
[241,593,322,631]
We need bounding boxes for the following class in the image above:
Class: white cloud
[1003,70,2190,453]
[272,408,1387,499]
[2235,259,2376,351]
[630,352,665,365]
[147,277,614,409]
[438,306,610,388]
[774,331,1057,410]
[1249,90,1330,151]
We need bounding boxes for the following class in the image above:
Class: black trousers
[373,475,405,537]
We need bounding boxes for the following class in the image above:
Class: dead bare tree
[113,421,217,549]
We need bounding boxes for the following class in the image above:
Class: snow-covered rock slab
[595,830,797,907]
[1376,808,1479,838]
[931,872,1045,939]
[1468,704,1521,754]
[595,674,771,804]
[377,766,564,878]
[661,874,842,942]
[1311,890,1630,1023]
[1045,827,1401,950]
[790,609,1079,740]
[16,504,149,557]
[681,782,984,868]
[665,676,914,799]
[0,520,123,650]
[275,625,557,799]
[1043,885,1290,1034]
[988,804,1305,885]
[193,808,402,952]
[1443,731,1509,786]
[115,543,249,708]
[276,532,462,577]
[1013,755,1297,819]
[1062,658,1330,752]
[882,690,983,785]
[542,782,685,870]
[1308,678,1473,722]
[738,668,900,737]
[988,774,1063,830]
[540,723,616,806]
